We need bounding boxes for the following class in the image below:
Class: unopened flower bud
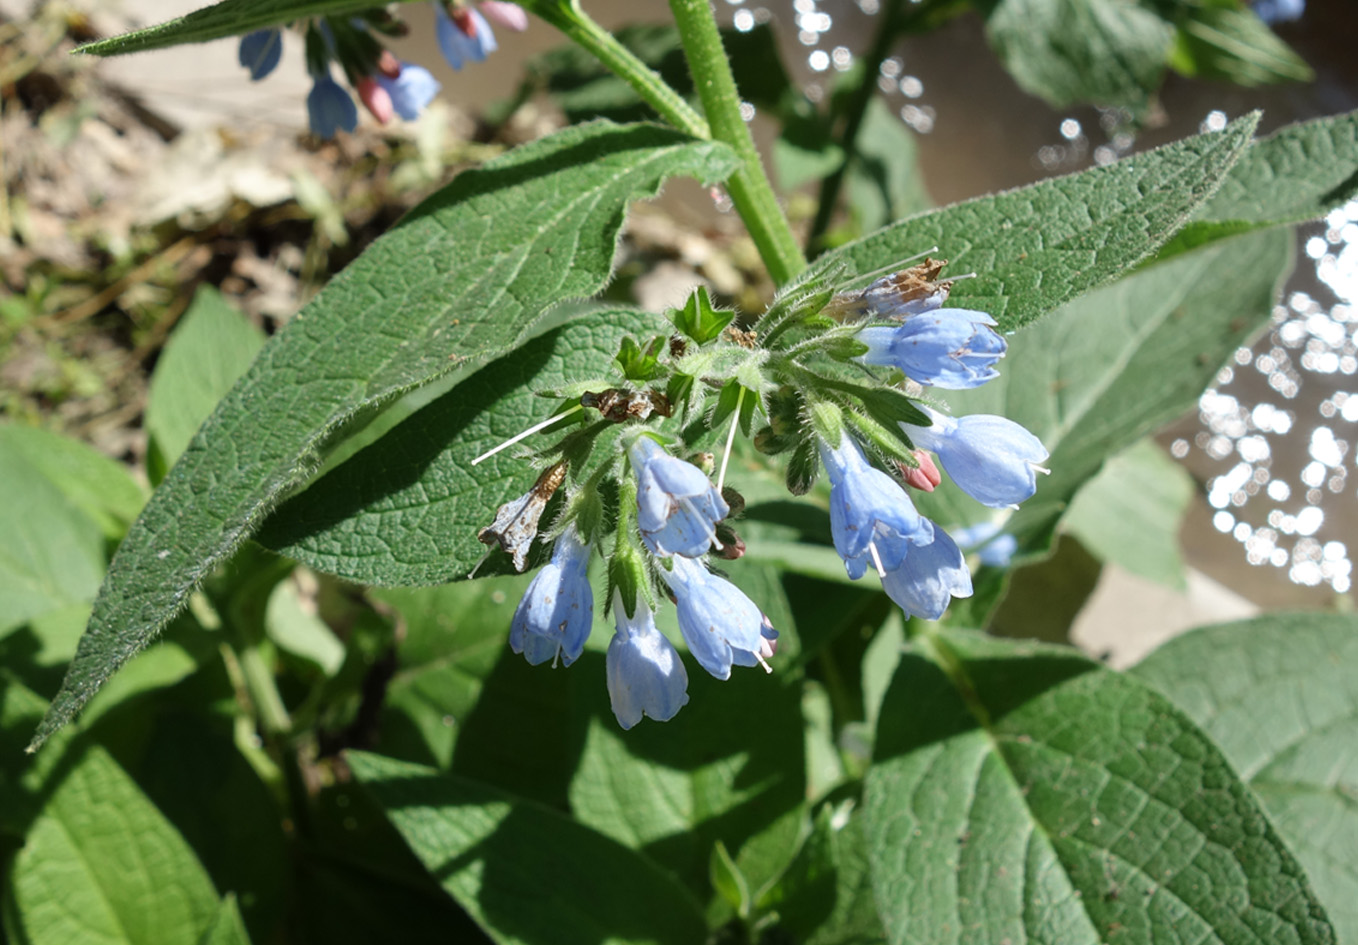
[898,449,942,492]
[356,76,394,125]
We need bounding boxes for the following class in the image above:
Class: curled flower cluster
[478,259,1046,730]
[488,432,775,731]
[236,2,527,138]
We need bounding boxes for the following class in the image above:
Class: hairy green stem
[667,0,806,285]
[526,0,709,138]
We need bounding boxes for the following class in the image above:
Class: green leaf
[1132,613,1358,945]
[257,308,661,585]
[865,630,1336,945]
[919,227,1291,551]
[1063,438,1194,588]
[670,286,735,345]
[77,0,407,56]
[5,745,221,945]
[145,286,264,482]
[1186,110,1358,230]
[0,444,107,636]
[200,895,252,945]
[568,606,807,904]
[0,425,143,538]
[265,578,345,677]
[347,751,709,945]
[806,113,1257,332]
[764,804,886,945]
[845,98,931,235]
[1171,5,1313,86]
[979,0,1173,114]
[33,123,737,748]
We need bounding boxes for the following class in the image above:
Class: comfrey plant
[26,2,1354,944]
[477,259,1048,726]
[237,2,528,136]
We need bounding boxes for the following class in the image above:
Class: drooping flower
[478,462,568,571]
[606,593,689,729]
[880,524,973,620]
[435,3,498,71]
[901,406,1049,509]
[952,521,1019,568]
[479,1,529,31]
[1252,0,1304,23]
[306,71,359,138]
[356,76,394,124]
[856,309,1006,389]
[239,29,283,81]
[661,555,774,680]
[819,435,933,580]
[629,436,729,558]
[375,63,442,120]
[509,524,594,667]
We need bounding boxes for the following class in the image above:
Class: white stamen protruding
[466,548,493,579]
[471,404,584,466]
[852,246,941,288]
[716,387,745,494]
[1033,464,1052,476]
[681,496,723,550]
[868,540,887,578]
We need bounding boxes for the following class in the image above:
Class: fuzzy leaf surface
[347,751,708,945]
[915,228,1291,555]
[257,308,663,585]
[32,123,738,748]
[1133,613,1358,944]
[78,0,411,55]
[865,630,1335,945]
[5,745,221,945]
[806,114,1256,332]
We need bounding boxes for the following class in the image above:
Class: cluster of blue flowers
[483,259,1048,730]
[505,435,777,730]
[819,266,1049,618]
[236,2,527,138]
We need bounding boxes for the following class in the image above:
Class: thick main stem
[667,0,806,285]
[527,1,709,138]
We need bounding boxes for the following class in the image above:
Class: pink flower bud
[900,450,942,492]
[479,1,528,31]
[451,5,478,38]
[357,76,394,125]
[376,49,402,79]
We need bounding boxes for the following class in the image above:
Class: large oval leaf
[865,630,1335,945]
[1133,614,1358,945]
[806,114,1258,332]
[32,122,738,749]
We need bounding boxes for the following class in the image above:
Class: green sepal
[668,286,735,345]
[606,478,648,619]
[843,408,916,465]
[786,436,821,496]
[712,382,762,437]
[855,386,931,430]
[819,334,870,361]
[615,335,667,381]
[807,401,844,446]
[665,372,697,422]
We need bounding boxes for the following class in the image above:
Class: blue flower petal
[880,524,973,620]
[509,526,594,666]
[238,29,283,81]
[606,596,689,729]
[662,556,769,680]
[376,63,441,120]
[904,407,1048,508]
[306,73,358,138]
[629,437,729,558]
[857,309,1006,389]
[819,436,931,579]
